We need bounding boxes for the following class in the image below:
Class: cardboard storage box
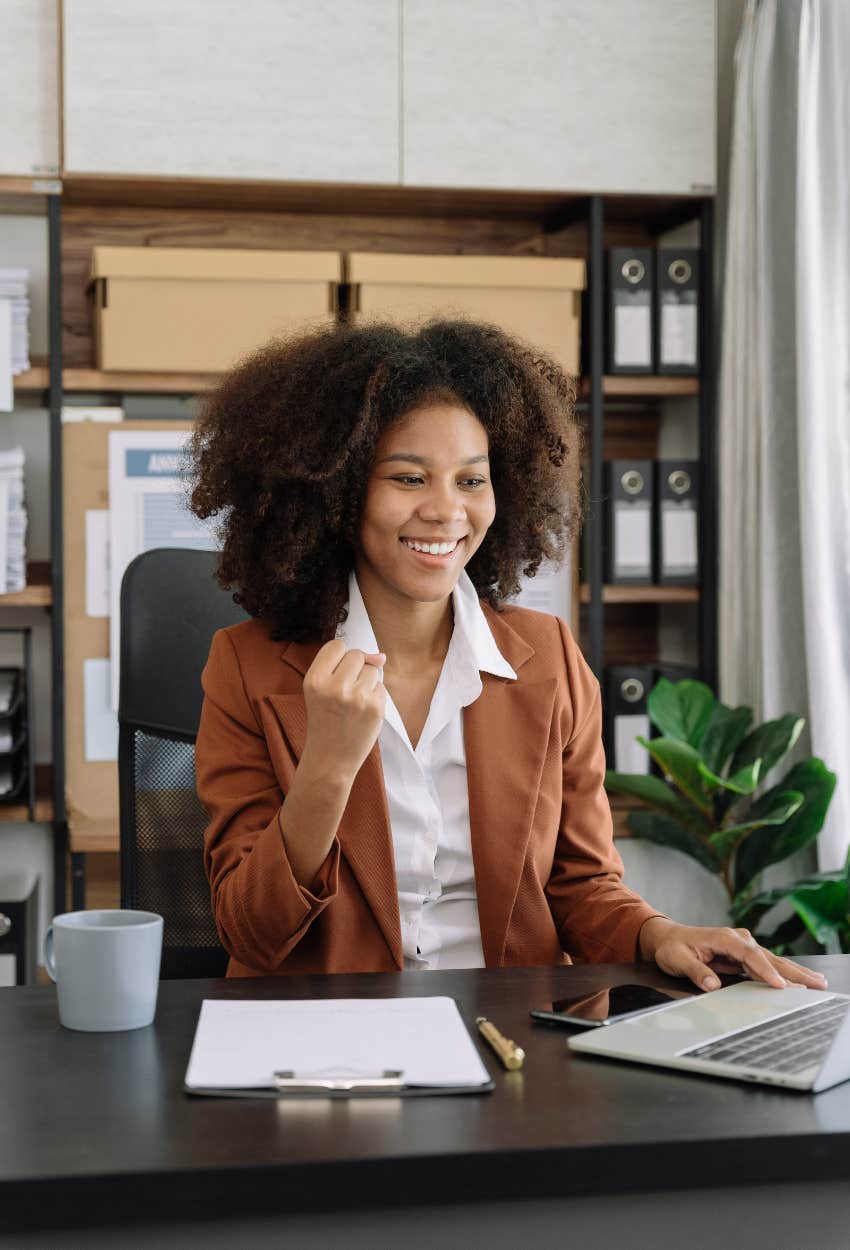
[90,247,342,373]
[346,253,586,376]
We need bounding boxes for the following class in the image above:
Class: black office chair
[118,548,247,978]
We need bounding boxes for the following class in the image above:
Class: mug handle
[43,924,57,982]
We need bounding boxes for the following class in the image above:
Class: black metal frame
[583,193,716,690]
[47,193,70,914]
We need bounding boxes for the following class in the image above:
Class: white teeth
[402,538,460,556]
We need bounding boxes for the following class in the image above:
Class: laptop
[568,981,850,1092]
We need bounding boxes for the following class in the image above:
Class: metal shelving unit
[582,192,716,691]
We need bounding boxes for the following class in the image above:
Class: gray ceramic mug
[43,909,163,1031]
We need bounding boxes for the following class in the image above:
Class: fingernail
[702,975,719,990]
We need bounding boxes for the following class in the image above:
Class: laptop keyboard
[682,997,849,1075]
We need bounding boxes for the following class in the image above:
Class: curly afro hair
[189,318,583,642]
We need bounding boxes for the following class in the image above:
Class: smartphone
[529,983,681,1029]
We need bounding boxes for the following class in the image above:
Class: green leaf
[730,714,805,781]
[707,789,803,861]
[604,770,712,833]
[627,809,719,874]
[699,703,753,776]
[789,880,850,953]
[731,867,846,926]
[700,759,762,795]
[647,678,716,747]
[733,758,837,896]
[637,737,713,811]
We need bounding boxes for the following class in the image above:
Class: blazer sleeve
[195,629,340,972]
[545,619,666,963]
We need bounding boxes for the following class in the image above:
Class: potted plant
[604,678,843,953]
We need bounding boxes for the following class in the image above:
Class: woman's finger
[716,931,785,988]
[772,954,828,989]
[354,662,383,695]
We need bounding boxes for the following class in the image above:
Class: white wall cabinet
[62,0,400,184]
[402,0,716,194]
[0,1,59,177]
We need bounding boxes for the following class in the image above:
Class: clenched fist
[301,639,387,785]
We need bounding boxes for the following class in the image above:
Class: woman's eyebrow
[376,453,490,466]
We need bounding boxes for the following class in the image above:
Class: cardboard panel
[90,247,342,373]
[348,252,584,376]
[63,419,189,851]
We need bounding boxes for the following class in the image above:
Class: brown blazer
[196,604,662,977]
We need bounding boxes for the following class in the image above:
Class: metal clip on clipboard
[273,1068,405,1094]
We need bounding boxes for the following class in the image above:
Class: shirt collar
[337,569,517,683]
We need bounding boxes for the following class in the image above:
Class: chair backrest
[118,548,247,978]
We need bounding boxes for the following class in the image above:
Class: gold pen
[476,1016,525,1071]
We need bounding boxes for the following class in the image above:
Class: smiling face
[354,401,496,613]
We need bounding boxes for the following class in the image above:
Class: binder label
[614,299,652,368]
[615,713,651,774]
[660,297,697,367]
[614,502,652,578]
[661,502,698,577]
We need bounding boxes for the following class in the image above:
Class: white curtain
[719,0,850,870]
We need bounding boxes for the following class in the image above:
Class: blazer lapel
[270,643,402,967]
[464,675,557,965]
[465,608,558,966]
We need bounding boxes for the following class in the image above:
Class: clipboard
[183,996,495,1099]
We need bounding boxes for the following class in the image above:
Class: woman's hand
[301,640,387,786]
[638,917,829,993]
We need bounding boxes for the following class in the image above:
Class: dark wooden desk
[3,957,850,1247]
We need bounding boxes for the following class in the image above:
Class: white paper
[85,510,110,617]
[84,657,119,761]
[660,299,698,367]
[614,502,652,578]
[661,503,698,577]
[614,299,652,368]
[0,478,9,595]
[108,430,217,708]
[614,713,651,774]
[511,549,572,622]
[0,301,12,413]
[184,997,492,1093]
[62,406,125,423]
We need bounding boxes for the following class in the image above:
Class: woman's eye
[460,477,487,489]
[392,475,424,486]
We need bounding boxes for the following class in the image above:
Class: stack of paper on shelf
[0,269,30,414]
[0,270,30,374]
[0,448,27,593]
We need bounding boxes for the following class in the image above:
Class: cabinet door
[0,0,59,177]
[403,0,715,194]
[63,0,400,184]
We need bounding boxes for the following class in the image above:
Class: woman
[191,318,825,993]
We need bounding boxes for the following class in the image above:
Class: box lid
[90,246,342,283]
[345,252,586,290]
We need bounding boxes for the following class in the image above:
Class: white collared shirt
[337,570,516,969]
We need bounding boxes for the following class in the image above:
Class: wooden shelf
[30,371,705,399]
[0,764,53,824]
[69,817,119,854]
[16,363,213,395]
[580,584,698,604]
[63,368,216,395]
[0,563,52,608]
[610,795,640,839]
[578,376,699,400]
[0,176,59,216]
[12,359,49,393]
[61,172,707,228]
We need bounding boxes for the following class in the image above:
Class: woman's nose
[418,484,466,521]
